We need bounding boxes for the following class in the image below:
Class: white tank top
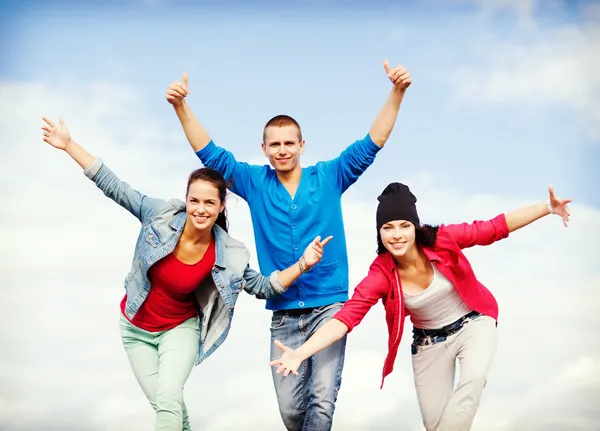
[403,264,473,329]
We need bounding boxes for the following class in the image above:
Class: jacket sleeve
[83,158,165,223]
[441,214,510,250]
[195,141,261,202]
[333,264,389,333]
[241,266,286,300]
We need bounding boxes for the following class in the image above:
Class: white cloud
[1,80,599,431]
[452,3,600,140]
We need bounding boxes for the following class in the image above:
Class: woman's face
[379,220,416,258]
[185,179,225,231]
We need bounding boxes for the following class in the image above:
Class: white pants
[411,315,497,431]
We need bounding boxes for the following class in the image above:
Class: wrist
[298,255,311,273]
[64,139,77,152]
[545,198,554,215]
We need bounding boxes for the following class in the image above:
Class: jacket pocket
[313,260,339,274]
[143,224,161,248]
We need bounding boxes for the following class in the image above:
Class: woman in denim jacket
[270,182,571,431]
[41,117,332,431]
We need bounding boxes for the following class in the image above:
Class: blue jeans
[270,302,347,431]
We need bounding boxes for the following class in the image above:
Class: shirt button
[298,301,305,307]
[291,204,297,210]
[214,267,219,273]
[294,245,298,250]
[291,223,297,229]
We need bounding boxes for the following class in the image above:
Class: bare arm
[296,319,348,361]
[506,186,571,232]
[368,60,412,148]
[166,73,212,152]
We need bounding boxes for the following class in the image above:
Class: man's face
[262,125,305,173]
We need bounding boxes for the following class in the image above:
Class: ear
[261,142,268,157]
[299,139,306,155]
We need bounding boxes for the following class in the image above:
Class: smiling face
[379,219,417,258]
[185,179,225,232]
[261,124,305,173]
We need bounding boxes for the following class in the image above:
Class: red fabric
[121,240,216,332]
[333,214,509,388]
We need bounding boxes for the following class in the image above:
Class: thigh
[120,316,160,404]
[412,341,456,430]
[305,303,347,398]
[270,312,307,413]
[157,317,200,388]
[455,316,498,383]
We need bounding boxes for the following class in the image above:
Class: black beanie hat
[376,182,420,231]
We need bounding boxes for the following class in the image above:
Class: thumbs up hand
[383,60,411,89]
[166,72,190,106]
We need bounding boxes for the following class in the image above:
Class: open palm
[548,185,571,227]
[41,117,72,150]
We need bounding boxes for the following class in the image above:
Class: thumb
[383,59,391,75]
[59,117,68,130]
[548,184,555,198]
[182,72,189,87]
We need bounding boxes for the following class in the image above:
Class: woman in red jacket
[269,182,571,431]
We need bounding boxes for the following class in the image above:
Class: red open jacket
[333,214,510,388]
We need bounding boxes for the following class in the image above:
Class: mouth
[389,241,407,250]
[193,215,209,223]
[275,158,291,163]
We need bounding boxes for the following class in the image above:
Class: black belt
[413,310,481,338]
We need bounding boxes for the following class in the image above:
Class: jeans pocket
[270,312,287,330]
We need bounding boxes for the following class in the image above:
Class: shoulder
[214,226,251,274]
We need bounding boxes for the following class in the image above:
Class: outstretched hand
[383,60,412,89]
[269,340,303,377]
[302,235,333,269]
[548,185,571,227]
[41,117,72,150]
[166,72,189,106]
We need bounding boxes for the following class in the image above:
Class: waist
[413,310,481,339]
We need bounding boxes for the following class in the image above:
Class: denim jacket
[83,158,286,364]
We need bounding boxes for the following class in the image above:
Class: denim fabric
[83,158,286,364]
[270,303,347,431]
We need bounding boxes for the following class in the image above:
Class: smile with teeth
[389,241,406,249]
[193,215,209,222]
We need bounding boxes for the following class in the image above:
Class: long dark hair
[376,223,439,255]
[186,168,229,233]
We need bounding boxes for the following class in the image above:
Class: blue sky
[1,1,599,429]
[1,0,597,209]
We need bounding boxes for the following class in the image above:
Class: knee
[156,384,184,408]
[278,404,304,431]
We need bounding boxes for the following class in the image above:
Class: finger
[59,117,66,127]
[41,125,51,132]
[320,236,333,247]
[284,368,291,377]
[274,339,291,352]
[173,84,188,97]
[293,369,299,376]
[394,72,410,83]
[548,184,555,198]
[383,59,391,76]
[391,67,406,81]
[269,359,282,367]
[166,90,183,99]
[42,116,55,127]
[276,365,284,375]
[183,72,189,88]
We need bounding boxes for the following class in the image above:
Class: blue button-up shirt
[196,134,381,310]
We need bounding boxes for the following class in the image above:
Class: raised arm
[166,73,211,152]
[505,185,571,231]
[243,236,333,299]
[269,265,389,376]
[166,73,255,201]
[444,185,571,249]
[41,117,164,222]
[368,60,412,148]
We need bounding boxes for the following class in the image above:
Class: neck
[394,246,428,271]
[181,222,213,245]
[276,164,302,186]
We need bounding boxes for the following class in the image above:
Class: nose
[391,228,403,240]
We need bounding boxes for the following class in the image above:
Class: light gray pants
[411,315,497,431]
[120,315,200,431]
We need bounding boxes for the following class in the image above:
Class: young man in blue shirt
[166,60,412,430]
